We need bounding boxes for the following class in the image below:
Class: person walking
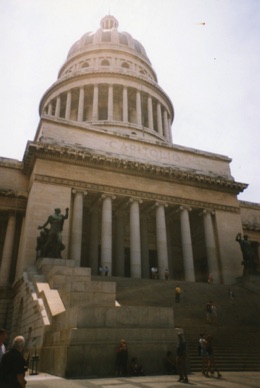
[205,301,213,323]
[175,285,181,303]
[198,333,208,376]
[205,335,222,378]
[176,332,189,383]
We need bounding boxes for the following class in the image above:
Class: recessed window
[122,62,130,69]
[81,62,89,68]
[101,59,110,66]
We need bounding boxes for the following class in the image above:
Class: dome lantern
[100,15,119,30]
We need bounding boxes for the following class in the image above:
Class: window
[122,62,130,69]
[101,59,110,66]
[81,62,89,68]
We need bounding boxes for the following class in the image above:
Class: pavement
[26,372,260,387]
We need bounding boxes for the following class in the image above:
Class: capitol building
[0,15,259,377]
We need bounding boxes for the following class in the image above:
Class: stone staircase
[94,275,260,372]
[26,259,176,378]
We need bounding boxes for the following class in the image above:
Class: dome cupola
[38,16,174,145]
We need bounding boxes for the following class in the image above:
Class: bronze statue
[37,208,69,258]
[235,233,255,276]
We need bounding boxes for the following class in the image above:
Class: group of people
[198,333,222,378]
[115,335,189,383]
[0,329,28,387]
[98,265,109,276]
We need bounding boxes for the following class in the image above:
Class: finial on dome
[100,15,119,30]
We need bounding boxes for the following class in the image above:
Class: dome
[67,15,150,63]
[39,15,174,146]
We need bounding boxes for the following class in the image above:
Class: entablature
[33,174,240,214]
[24,142,248,196]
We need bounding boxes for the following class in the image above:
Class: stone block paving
[27,372,260,387]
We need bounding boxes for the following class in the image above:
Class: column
[77,87,85,122]
[180,206,195,281]
[155,202,169,279]
[129,198,142,278]
[14,215,25,282]
[123,86,128,123]
[203,210,220,283]
[163,109,169,140]
[48,102,52,116]
[108,84,113,120]
[70,189,86,265]
[92,84,99,120]
[136,90,142,126]
[141,215,149,278]
[89,207,99,275]
[147,96,154,130]
[101,195,115,275]
[55,96,61,117]
[0,212,16,286]
[157,102,163,135]
[65,90,71,120]
[168,117,173,143]
[115,211,125,277]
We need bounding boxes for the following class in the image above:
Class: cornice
[0,189,28,199]
[24,142,247,195]
[0,190,27,212]
[0,158,23,169]
[34,174,240,214]
[243,223,260,232]
[239,200,260,210]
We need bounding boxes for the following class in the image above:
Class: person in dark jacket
[0,335,27,387]
[176,332,188,383]
[115,339,128,376]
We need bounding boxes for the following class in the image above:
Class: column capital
[199,209,215,216]
[72,188,88,196]
[155,201,168,208]
[101,193,116,200]
[176,205,192,213]
[129,198,143,205]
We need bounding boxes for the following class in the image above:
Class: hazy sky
[0,0,259,203]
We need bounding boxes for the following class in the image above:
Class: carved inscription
[109,140,180,162]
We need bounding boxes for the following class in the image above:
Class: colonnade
[70,190,221,282]
[45,84,172,142]
[0,192,222,286]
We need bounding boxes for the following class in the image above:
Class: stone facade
[0,15,259,377]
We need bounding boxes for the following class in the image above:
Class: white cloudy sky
[0,0,259,203]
